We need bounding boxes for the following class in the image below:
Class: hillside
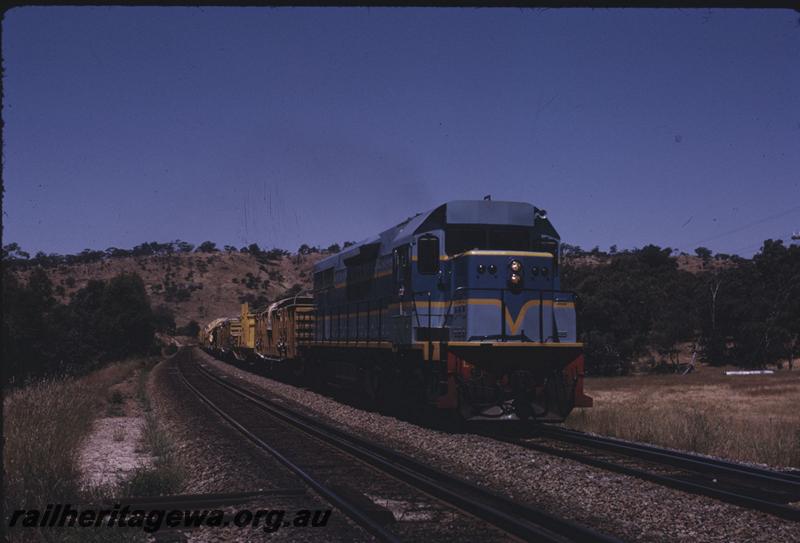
[9,239,798,377]
[11,247,726,329]
[563,253,733,273]
[13,251,329,326]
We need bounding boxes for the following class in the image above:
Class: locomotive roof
[314,199,559,272]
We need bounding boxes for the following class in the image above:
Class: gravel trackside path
[198,350,799,543]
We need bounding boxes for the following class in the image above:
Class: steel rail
[188,356,621,543]
[176,359,403,543]
[509,427,800,522]
[540,425,800,485]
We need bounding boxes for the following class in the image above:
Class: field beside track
[565,367,800,468]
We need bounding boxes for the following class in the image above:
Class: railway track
[507,425,800,522]
[176,348,622,543]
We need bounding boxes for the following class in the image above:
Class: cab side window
[418,235,440,275]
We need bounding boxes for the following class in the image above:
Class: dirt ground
[78,368,153,489]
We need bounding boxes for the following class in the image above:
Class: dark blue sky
[4,8,799,256]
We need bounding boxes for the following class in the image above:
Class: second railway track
[504,425,800,522]
[175,348,621,542]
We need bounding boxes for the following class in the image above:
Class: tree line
[4,239,797,384]
[2,240,359,270]
[2,268,165,386]
[562,240,799,375]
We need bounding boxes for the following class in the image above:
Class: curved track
[176,348,622,543]
[509,426,800,522]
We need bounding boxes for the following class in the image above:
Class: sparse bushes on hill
[164,284,192,302]
[264,248,290,261]
[237,244,292,266]
[298,244,321,255]
[195,241,218,253]
[238,293,270,308]
[2,242,30,260]
[695,246,713,262]
[3,240,198,269]
[243,272,261,289]
[279,283,305,300]
[2,240,325,274]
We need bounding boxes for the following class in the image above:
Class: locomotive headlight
[510,273,522,285]
[509,259,522,273]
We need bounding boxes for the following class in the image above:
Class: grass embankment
[4,356,184,542]
[566,367,800,468]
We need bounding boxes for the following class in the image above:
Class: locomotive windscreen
[445,226,555,255]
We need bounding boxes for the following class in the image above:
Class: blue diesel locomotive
[306,199,592,422]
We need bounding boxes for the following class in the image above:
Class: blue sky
[3,7,799,257]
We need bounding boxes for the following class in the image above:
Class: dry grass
[3,361,141,542]
[566,366,800,467]
[112,426,126,443]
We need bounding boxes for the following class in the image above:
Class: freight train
[200,199,592,422]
